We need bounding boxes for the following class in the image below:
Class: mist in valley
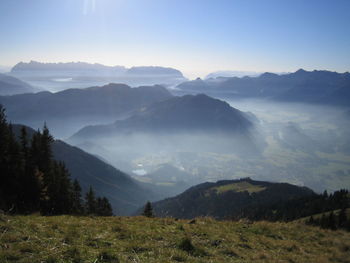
[63,93,350,199]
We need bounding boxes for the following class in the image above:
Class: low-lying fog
[65,96,350,195]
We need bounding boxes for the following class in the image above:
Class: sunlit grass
[212,181,266,194]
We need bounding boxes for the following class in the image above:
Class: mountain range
[68,94,261,157]
[0,83,172,137]
[11,61,184,78]
[71,94,253,139]
[176,69,350,106]
[10,61,187,91]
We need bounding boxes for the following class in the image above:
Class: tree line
[0,105,112,216]
[237,189,350,231]
[306,207,350,231]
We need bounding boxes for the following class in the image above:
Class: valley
[1,1,349,262]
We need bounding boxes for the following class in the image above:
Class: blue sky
[0,0,349,77]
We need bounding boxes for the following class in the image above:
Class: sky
[0,0,349,78]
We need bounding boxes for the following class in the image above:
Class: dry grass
[0,214,349,263]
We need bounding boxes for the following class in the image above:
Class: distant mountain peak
[70,93,254,143]
[260,72,279,78]
[126,66,184,77]
[295,68,307,74]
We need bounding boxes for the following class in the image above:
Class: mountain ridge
[0,73,35,95]
[176,69,350,106]
[0,83,173,137]
[150,178,315,219]
[71,93,253,138]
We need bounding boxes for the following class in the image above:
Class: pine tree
[338,208,347,229]
[96,197,113,216]
[85,186,97,215]
[307,216,315,225]
[142,201,154,217]
[0,105,10,211]
[320,214,327,229]
[328,211,337,230]
[0,106,112,217]
[72,179,84,215]
[18,126,41,213]
[5,124,23,213]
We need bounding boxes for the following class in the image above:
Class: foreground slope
[1,215,349,263]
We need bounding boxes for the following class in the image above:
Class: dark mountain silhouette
[317,84,350,106]
[176,69,350,106]
[0,73,35,95]
[150,178,315,219]
[0,83,172,137]
[71,94,253,139]
[11,124,157,215]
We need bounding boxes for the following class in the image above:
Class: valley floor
[0,215,349,263]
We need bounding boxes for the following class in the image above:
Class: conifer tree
[0,105,113,217]
[85,186,97,215]
[96,197,113,216]
[72,179,84,214]
[307,215,315,225]
[328,211,337,230]
[5,124,23,213]
[142,201,154,217]
[338,208,347,229]
[320,214,327,229]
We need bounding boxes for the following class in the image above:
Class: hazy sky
[0,0,349,78]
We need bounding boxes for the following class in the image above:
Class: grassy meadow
[0,215,349,263]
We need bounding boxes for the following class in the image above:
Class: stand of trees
[237,189,350,231]
[306,208,350,231]
[0,105,112,216]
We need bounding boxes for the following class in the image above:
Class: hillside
[151,178,315,219]
[1,215,349,263]
[0,83,172,137]
[11,124,157,215]
[71,94,253,139]
[0,73,35,95]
